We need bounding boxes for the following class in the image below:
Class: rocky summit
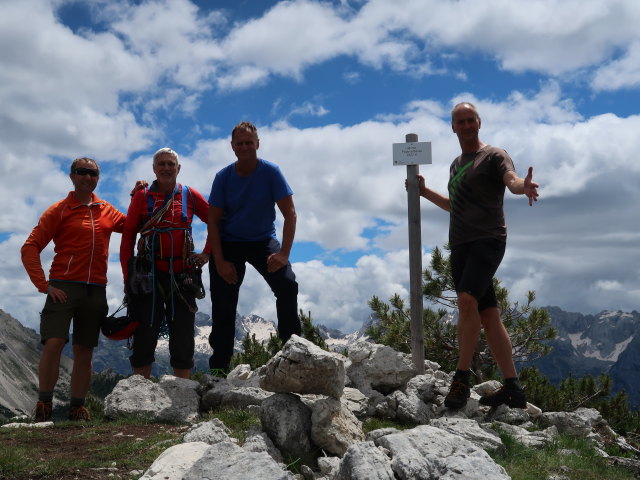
[13,335,632,480]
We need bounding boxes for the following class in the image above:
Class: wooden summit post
[393,134,432,374]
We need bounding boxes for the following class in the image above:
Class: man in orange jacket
[21,157,126,422]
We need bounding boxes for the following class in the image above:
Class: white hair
[152,147,179,165]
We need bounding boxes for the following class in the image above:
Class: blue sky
[2,0,640,333]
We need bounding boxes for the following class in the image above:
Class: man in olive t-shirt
[414,102,539,410]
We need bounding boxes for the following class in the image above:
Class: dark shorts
[128,270,195,370]
[40,281,107,347]
[450,238,506,312]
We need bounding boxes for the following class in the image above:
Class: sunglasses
[72,167,99,177]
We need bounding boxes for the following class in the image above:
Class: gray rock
[483,403,531,424]
[261,392,314,457]
[341,387,369,418]
[337,441,395,480]
[157,375,200,423]
[309,396,365,456]
[261,335,346,399]
[201,381,273,411]
[376,375,439,424]
[227,363,262,387]
[243,424,284,463]
[346,342,417,396]
[104,375,199,423]
[488,421,558,448]
[430,417,503,450]
[183,418,234,444]
[184,441,296,480]
[540,407,606,437]
[104,375,173,421]
[140,442,209,480]
[317,456,341,476]
[365,428,400,442]
[375,425,510,479]
[200,378,234,411]
[219,386,273,409]
[2,421,54,429]
[474,380,502,397]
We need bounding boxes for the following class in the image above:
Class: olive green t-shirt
[447,145,515,247]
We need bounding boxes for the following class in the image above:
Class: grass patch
[202,407,261,444]
[362,417,417,434]
[0,419,184,479]
[491,431,636,480]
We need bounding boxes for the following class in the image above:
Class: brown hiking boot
[69,405,92,421]
[479,384,527,408]
[444,380,470,409]
[32,401,53,422]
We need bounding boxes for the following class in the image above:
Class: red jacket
[120,183,209,281]
[22,192,126,293]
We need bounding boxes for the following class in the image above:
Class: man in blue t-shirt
[207,121,301,372]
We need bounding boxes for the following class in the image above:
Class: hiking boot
[479,384,527,408]
[444,380,470,409]
[32,401,53,422]
[69,405,92,421]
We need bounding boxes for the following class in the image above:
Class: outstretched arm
[407,175,451,212]
[503,167,539,206]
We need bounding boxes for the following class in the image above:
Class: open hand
[48,285,67,303]
[130,180,148,197]
[267,252,288,273]
[216,259,238,284]
[524,166,539,206]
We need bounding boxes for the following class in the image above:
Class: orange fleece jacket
[21,192,126,293]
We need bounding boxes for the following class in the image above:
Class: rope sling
[137,184,198,338]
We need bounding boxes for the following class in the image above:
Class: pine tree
[230,309,327,369]
[300,310,328,350]
[231,333,275,369]
[368,244,557,381]
[520,366,640,436]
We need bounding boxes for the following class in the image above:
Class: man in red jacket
[22,157,126,422]
[120,148,209,379]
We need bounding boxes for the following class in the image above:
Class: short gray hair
[153,147,179,165]
[451,102,480,124]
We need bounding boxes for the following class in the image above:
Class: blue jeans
[208,238,301,370]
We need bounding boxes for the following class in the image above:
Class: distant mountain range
[87,310,372,377]
[0,309,72,419]
[534,306,640,406]
[1,305,640,419]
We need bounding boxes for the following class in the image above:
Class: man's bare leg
[480,307,516,379]
[133,364,153,379]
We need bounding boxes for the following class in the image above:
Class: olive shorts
[39,280,107,347]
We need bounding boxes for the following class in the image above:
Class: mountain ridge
[2,305,640,419]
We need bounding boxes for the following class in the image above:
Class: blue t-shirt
[209,158,294,242]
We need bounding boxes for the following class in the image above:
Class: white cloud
[220,1,352,80]
[2,0,640,335]
[238,249,425,334]
[288,101,329,119]
[10,83,640,329]
[592,41,640,90]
